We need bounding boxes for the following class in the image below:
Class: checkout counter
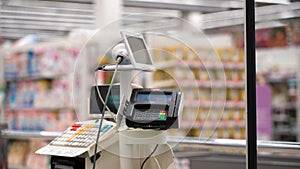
[169,137,300,169]
[2,131,300,169]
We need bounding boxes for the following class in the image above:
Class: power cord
[153,157,162,169]
[92,57,122,169]
[94,78,116,122]
[140,144,159,169]
[93,55,124,122]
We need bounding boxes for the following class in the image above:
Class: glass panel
[255,3,300,142]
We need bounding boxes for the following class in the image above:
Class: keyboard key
[49,120,115,148]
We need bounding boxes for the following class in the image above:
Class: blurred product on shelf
[8,140,48,169]
[96,57,115,84]
[7,78,72,109]
[268,77,297,141]
[0,90,4,107]
[257,58,298,141]
[254,36,300,142]
[5,109,74,132]
[257,47,299,141]
[8,141,29,167]
[2,45,81,133]
[13,34,39,48]
[151,46,250,139]
[289,22,300,46]
[25,140,49,169]
[1,42,81,169]
[4,47,79,79]
[255,27,287,48]
[3,39,86,169]
[2,43,80,131]
[212,22,300,49]
[174,158,190,169]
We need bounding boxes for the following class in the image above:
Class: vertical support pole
[119,71,134,169]
[245,1,257,169]
[94,0,122,28]
[94,0,122,43]
[120,71,132,101]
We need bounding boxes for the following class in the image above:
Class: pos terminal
[36,32,182,169]
[124,88,182,130]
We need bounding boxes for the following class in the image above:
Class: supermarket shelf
[152,79,245,88]
[5,106,73,111]
[9,165,35,169]
[273,117,291,122]
[5,73,71,82]
[0,40,82,54]
[178,80,245,88]
[273,129,298,135]
[167,137,300,153]
[184,100,245,109]
[266,77,297,84]
[3,131,300,153]
[2,130,62,140]
[180,120,246,129]
[124,0,243,13]
[272,104,297,110]
[155,60,245,70]
[151,80,177,88]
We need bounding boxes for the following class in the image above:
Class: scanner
[123,88,182,130]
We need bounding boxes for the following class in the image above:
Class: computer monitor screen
[89,85,120,114]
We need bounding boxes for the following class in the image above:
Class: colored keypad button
[158,111,166,120]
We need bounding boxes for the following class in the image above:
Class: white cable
[94,76,116,122]
[154,156,162,169]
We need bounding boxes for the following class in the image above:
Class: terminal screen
[136,92,172,102]
[127,36,152,65]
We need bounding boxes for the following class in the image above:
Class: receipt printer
[123,88,182,130]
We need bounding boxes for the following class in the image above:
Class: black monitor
[89,85,120,115]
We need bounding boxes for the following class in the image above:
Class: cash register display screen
[90,85,120,114]
[136,93,172,102]
[127,36,152,65]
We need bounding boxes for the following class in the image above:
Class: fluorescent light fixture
[234,0,290,4]
[255,0,290,5]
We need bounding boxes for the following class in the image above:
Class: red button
[72,124,81,127]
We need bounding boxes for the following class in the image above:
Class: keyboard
[49,119,116,148]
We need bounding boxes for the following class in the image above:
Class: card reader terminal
[123,88,182,130]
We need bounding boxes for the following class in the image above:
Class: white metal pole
[119,70,134,169]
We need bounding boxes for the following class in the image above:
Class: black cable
[140,144,159,169]
[92,58,121,169]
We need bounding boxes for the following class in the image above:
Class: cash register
[36,31,183,169]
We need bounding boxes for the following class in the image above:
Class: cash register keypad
[50,120,115,148]
[133,110,166,121]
